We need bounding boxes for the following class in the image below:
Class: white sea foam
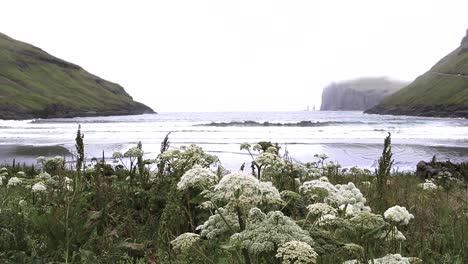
[0,111,467,170]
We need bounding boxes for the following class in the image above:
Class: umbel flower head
[32,182,47,193]
[349,211,386,233]
[124,147,143,158]
[384,205,414,225]
[212,172,281,209]
[230,208,314,255]
[276,240,319,264]
[171,232,201,251]
[418,179,438,190]
[343,253,422,264]
[307,203,337,216]
[300,178,341,204]
[196,207,240,240]
[177,164,218,191]
[7,176,22,187]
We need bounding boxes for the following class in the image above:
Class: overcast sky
[1,1,467,112]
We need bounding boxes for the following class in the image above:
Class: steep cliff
[320,77,407,111]
[0,32,154,119]
[366,29,468,118]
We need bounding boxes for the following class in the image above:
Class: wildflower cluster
[275,240,319,264]
[300,177,340,204]
[158,144,219,171]
[418,179,438,190]
[7,176,22,187]
[343,253,422,264]
[307,203,337,216]
[255,152,283,167]
[335,182,370,216]
[171,232,201,251]
[231,208,314,255]
[384,206,414,225]
[212,172,281,209]
[31,182,47,193]
[349,212,386,233]
[177,164,218,191]
[196,207,240,240]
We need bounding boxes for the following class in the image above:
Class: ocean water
[0,111,467,170]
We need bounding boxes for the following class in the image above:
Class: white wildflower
[177,164,218,191]
[300,179,340,204]
[7,176,22,187]
[335,182,370,216]
[213,172,281,209]
[336,182,367,204]
[316,214,337,226]
[343,253,421,264]
[231,208,314,255]
[196,207,240,240]
[384,205,414,225]
[124,147,143,158]
[240,142,251,150]
[266,146,278,154]
[418,179,438,190]
[258,181,282,205]
[276,240,319,264]
[349,212,386,235]
[171,232,200,251]
[255,152,282,166]
[16,171,25,177]
[307,203,337,216]
[0,167,7,173]
[32,182,47,193]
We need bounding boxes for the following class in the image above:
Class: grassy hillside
[366,31,468,118]
[0,32,153,119]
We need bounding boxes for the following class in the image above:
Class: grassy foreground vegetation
[1,131,468,263]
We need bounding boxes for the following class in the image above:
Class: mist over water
[1,111,467,170]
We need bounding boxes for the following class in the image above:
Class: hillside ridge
[366,29,468,118]
[0,32,154,119]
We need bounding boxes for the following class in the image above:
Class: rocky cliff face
[320,78,407,111]
[460,29,468,53]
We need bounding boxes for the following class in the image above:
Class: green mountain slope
[320,77,407,111]
[0,32,153,119]
[366,30,468,118]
